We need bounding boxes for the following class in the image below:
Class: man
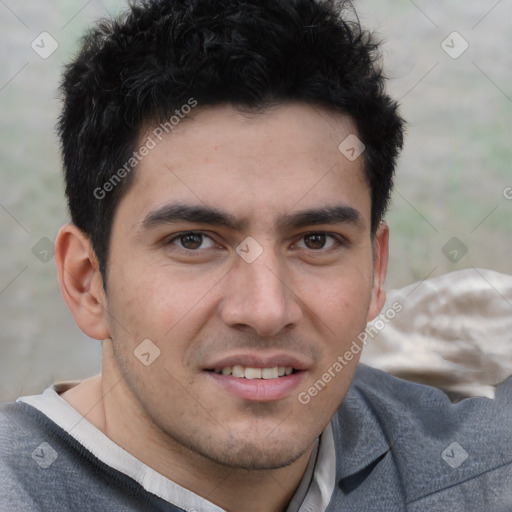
[1,0,511,510]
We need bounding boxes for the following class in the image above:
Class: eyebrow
[141,203,247,231]
[279,204,362,230]
[140,202,363,232]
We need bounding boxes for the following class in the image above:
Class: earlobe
[366,222,389,323]
[55,224,110,340]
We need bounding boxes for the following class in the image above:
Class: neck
[61,345,317,512]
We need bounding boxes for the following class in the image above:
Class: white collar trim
[18,386,335,512]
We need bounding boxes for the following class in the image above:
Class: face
[103,103,387,470]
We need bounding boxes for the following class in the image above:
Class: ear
[55,224,110,340]
[365,221,389,323]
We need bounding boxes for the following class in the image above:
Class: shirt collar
[289,422,336,512]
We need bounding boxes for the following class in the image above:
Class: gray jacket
[1,364,511,511]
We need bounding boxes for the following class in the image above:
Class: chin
[206,441,309,471]
[172,421,314,471]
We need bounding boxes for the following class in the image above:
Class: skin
[56,102,388,512]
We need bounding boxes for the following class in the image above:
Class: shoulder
[0,400,49,459]
[334,364,512,506]
[0,401,53,510]
[347,363,512,434]
[0,400,185,512]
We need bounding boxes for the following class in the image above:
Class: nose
[219,250,302,337]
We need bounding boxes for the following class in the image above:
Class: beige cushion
[360,268,512,399]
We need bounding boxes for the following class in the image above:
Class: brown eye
[165,232,216,251]
[303,233,327,249]
[295,232,342,251]
[180,233,203,250]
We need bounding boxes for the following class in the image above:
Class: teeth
[216,365,294,379]
[245,367,262,379]
[232,365,245,378]
[262,367,279,379]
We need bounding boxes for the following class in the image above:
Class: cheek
[106,259,222,352]
[295,273,369,416]
[300,262,373,334]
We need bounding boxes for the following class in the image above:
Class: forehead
[116,103,371,231]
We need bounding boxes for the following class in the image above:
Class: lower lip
[206,371,307,402]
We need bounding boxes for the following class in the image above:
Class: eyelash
[164,231,346,253]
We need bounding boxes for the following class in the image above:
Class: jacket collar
[330,364,512,502]
[330,365,394,492]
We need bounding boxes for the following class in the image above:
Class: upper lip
[204,351,311,371]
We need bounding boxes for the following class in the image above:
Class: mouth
[203,354,309,402]
[206,365,296,379]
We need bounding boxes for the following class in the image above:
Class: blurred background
[1,0,511,401]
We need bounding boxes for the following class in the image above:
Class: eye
[295,232,341,251]
[165,232,216,251]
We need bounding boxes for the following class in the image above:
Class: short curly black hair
[58,0,404,283]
